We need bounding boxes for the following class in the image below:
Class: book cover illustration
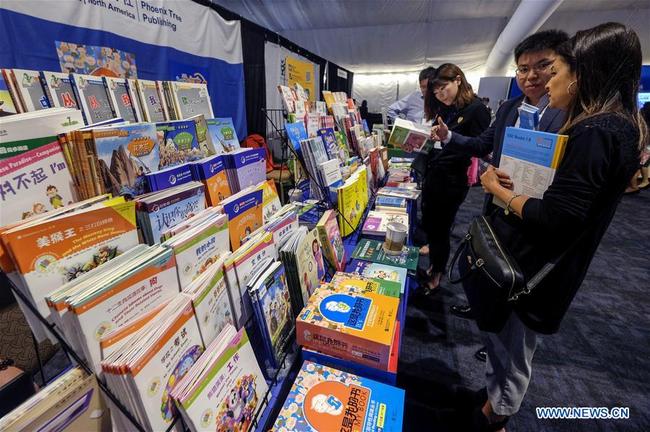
[285,121,308,157]
[136,79,166,122]
[206,117,241,154]
[226,148,266,192]
[192,155,232,205]
[316,210,345,272]
[351,239,419,271]
[92,123,160,197]
[0,136,77,224]
[157,119,209,169]
[222,189,263,250]
[170,81,214,119]
[41,72,79,110]
[296,282,398,370]
[329,271,400,299]
[296,228,325,302]
[273,360,404,432]
[10,69,49,111]
[71,74,115,124]
[103,76,137,123]
[349,261,408,296]
[0,71,19,114]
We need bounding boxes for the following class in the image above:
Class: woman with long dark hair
[420,63,491,292]
[463,23,646,430]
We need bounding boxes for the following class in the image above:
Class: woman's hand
[430,116,449,141]
[481,165,514,193]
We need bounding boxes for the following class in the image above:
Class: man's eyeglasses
[515,60,554,76]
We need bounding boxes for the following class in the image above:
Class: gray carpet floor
[400,186,650,432]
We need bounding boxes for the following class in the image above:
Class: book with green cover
[351,239,419,271]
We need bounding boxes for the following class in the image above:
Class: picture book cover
[9,69,49,111]
[329,271,400,299]
[192,155,232,205]
[170,81,214,119]
[351,239,419,271]
[257,179,281,223]
[206,117,241,154]
[349,260,408,296]
[285,121,308,157]
[296,228,325,302]
[92,123,160,197]
[168,214,229,289]
[316,210,345,272]
[157,119,210,169]
[1,200,139,319]
[187,262,235,347]
[103,76,137,123]
[129,299,204,432]
[0,136,77,224]
[141,183,206,245]
[71,74,116,124]
[136,79,166,122]
[222,189,263,250]
[273,360,404,432]
[41,71,79,110]
[317,127,339,161]
[362,211,409,237]
[0,71,19,114]
[173,327,268,432]
[70,248,181,373]
[296,282,399,370]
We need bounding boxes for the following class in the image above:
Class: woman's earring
[567,80,577,96]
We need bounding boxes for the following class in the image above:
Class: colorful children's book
[137,181,206,245]
[221,187,264,251]
[315,210,346,272]
[387,118,429,152]
[91,122,160,197]
[273,360,404,432]
[191,154,232,206]
[349,260,408,295]
[0,198,139,320]
[256,179,282,223]
[0,71,19,114]
[329,271,401,298]
[163,212,229,289]
[156,115,215,169]
[103,76,137,123]
[317,127,340,161]
[296,282,399,370]
[362,210,409,238]
[351,239,419,271]
[41,71,80,110]
[169,81,214,119]
[135,78,166,122]
[170,326,268,432]
[206,117,241,154]
[6,69,49,111]
[285,121,308,157]
[71,73,116,124]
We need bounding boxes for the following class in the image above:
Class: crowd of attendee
[389,23,647,432]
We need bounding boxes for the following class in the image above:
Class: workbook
[3,69,49,112]
[103,76,138,123]
[40,71,80,110]
[273,360,404,432]
[169,81,214,119]
[71,73,116,124]
[135,78,166,122]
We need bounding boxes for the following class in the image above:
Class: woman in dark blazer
[420,63,491,292]
[451,23,645,430]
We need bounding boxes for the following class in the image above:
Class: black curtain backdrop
[326,62,354,96]
[194,0,341,138]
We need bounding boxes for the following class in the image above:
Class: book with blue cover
[317,127,340,161]
[285,121,308,157]
[221,188,264,251]
[145,163,195,192]
[137,182,206,245]
[206,117,240,154]
[224,148,266,193]
[191,154,231,206]
[273,360,404,432]
[497,127,568,206]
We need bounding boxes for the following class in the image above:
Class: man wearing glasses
[430,30,569,361]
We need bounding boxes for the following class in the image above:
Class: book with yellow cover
[296,282,399,371]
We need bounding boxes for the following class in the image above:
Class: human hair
[514,29,569,63]
[424,63,475,120]
[557,22,647,150]
[419,66,437,83]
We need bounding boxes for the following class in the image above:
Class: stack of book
[377,186,420,201]
[101,295,204,432]
[135,181,206,245]
[223,147,266,193]
[296,273,400,371]
[375,195,408,214]
[170,325,268,432]
[0,367,110,432]
[273,360,404,432]
[220,186,264,251]
[190,154,231,205]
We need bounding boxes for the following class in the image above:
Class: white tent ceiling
[211,0,650,75]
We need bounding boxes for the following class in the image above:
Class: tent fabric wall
[353,73,420,120]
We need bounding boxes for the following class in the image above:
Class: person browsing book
[452,23,646,431]
[430,30,569,345]
[386,66,437,124]
[419,64,491,293]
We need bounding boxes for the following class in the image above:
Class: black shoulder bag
[447,215,580,332]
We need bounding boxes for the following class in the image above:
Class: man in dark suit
[431,30,569,362]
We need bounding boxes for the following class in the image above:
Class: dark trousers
[422,180,469,273]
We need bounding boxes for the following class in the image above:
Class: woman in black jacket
[459,23,645,430]
[420,63,491,292]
